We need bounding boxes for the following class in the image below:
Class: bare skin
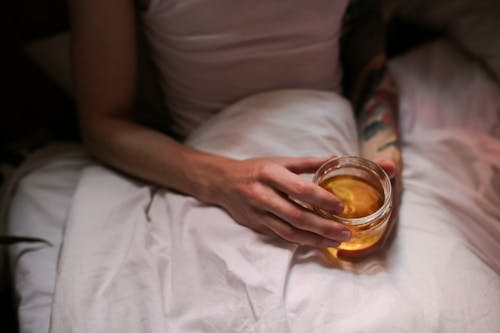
[69,0,400,252]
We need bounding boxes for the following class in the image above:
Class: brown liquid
[320,175,383,218]
[320,175,388,252]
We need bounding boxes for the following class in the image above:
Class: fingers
[225,156,356,249]
[257,162,344,215]
[239,177,351,247]
[231,198,347,248]
[370,144,401,180]
[233,204,345,248]
[273,155,335,174]
[260,213,344,249]
[256,187,351,243]
[373,157,396,179]
[229,157,351,248]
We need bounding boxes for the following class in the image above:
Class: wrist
[178,149,234,205]
[361,141,401,179]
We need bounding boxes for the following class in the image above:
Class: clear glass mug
[312,156,393,256]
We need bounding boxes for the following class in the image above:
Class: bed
[3,4,500,333]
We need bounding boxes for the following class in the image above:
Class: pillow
[185,89,358,160]
[385,0,500,82]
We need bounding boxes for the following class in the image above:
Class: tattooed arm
[339,0,401,258]
[341,0,401,178]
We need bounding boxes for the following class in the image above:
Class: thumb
[373,158,396,179]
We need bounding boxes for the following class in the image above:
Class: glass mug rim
[312,155,392,226]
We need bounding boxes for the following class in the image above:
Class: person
[69,0,401,256]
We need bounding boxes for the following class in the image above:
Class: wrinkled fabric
[7,40,500,332]
[48,41,500,332]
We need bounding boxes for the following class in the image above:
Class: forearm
[340,0,401,173]
[69,0,354,248]
[80,113,229,203]
[356,68,401,169]
[68,0,223,201]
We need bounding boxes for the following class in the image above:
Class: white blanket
[48,40,500,332]
[7,40,500,332]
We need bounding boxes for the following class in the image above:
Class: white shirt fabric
[140,0,349,138]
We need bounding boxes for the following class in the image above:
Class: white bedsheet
[8,40,500,332]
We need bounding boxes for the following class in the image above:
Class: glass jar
[313,156,393,256]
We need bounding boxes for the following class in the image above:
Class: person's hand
[207,156,353,248]
[337,153,402,261]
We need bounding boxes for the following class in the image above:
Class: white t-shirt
[141,0,350,138]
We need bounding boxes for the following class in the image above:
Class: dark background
[1,2,75,332]
[1,0,78,161]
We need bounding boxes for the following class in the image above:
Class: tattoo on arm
[356,66,385,115]
[361,121,387,141]
[341,0,401,160]
[359,75,398,132]
[377,140,399,152]
[358,72,400,151]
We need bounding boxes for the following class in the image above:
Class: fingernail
[328,201,344,215]
[340,230,352,242]
[327,241,341,248]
